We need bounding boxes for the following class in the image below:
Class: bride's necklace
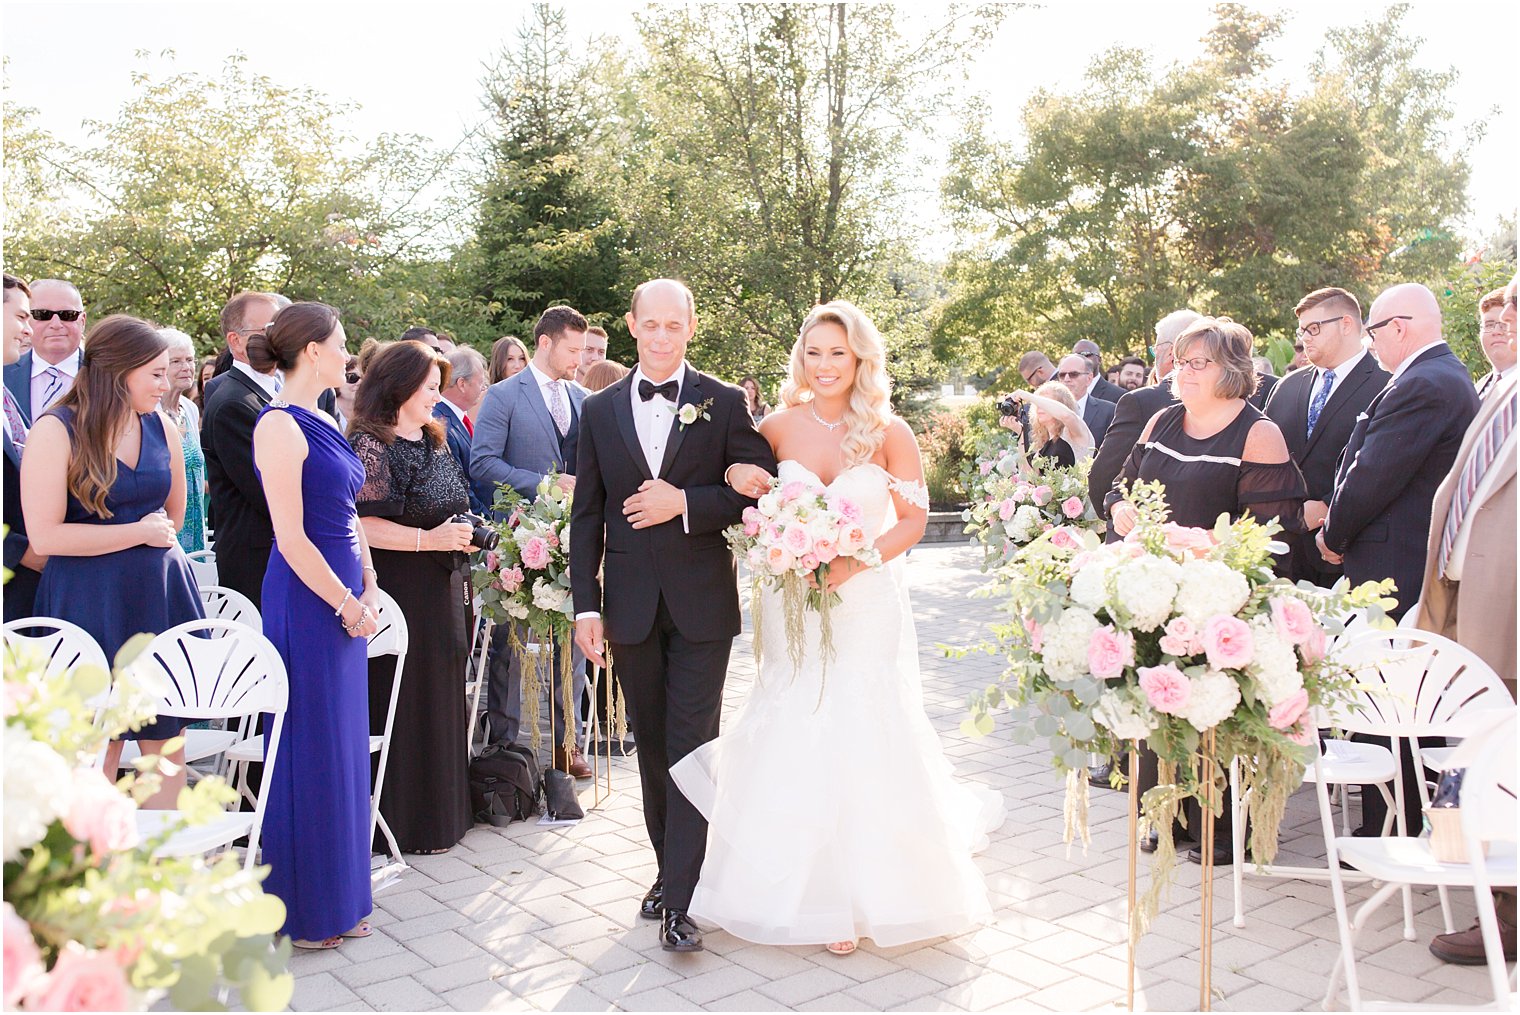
[809,403,844,432]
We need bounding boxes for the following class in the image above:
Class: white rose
[677,404,700,426]
[1093,688,1159,740]
[1249,616,1304,706]
[1042,608,1102,682]
[1178,669,1242,732]
[1173,560,1250,623]
[757,492,781,516]
[1112,555,1181,632]
[4,732,74,861]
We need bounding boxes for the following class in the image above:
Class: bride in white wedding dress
[670,300,1005,955]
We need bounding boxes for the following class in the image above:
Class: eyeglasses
[31,309,82,322]
[345,372,361,385]
[1363,315,1412,340]
[1054,370,1086,381]
[1480,321,1510,335]
[1176,356,1215,372]
[1295,316,1344,338]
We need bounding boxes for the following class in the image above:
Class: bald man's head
[1365,283,1442,372]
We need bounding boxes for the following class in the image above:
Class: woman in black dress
[1104,317,1308,864]
[349,340,475,854]
[997,381,1095,473]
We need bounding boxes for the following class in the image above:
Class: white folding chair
[196,584,262,630]
[185,549,218,587]
[1321,711,1517,1011]
[3,616,111,681]
[464,593,493,758]
[129,620,287,871]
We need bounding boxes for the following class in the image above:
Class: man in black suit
[1263,287,1389,585]
[1250,368,1279,410]
[434,346,489,515]
[3,275,43,621]
[1474,287,1515,398]
[204,295,337,422]
[571,279,776,952]
[1073,339,1127,404]
[1319,283,1480,620]
[1054,354,1116,446]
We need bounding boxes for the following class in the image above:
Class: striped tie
[38,367,66,413]
[1438,390,1516,578]
[2,388,27,450]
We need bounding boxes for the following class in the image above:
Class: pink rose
[998,499,1017,522]
[1049,527,1079,551]
[743,519,761,537]
[780,481,806,501]
[781,523,812,556]
[742,506,763,526]
[839,499,863,524]
[1285,722,1314,746]
[23,944,129,1013]
[499,566,524,593]
[837,526,866,556]
[1027,616,1044,654]
[1041,522,1053,532]
[1160,616,1201,657]
[1086,626,1135,680]
[1138,664,1191,714]
[1160,523,1215,558]
[4,903,42,1010]
[1267,688,1310,731]
[63,768,138,856]
[1061,496,1084,519]
[1031,485,1053,507]
[484,550,501,571]
[520,536,550,570]
[813,538,838,563]
[546,532,560,549]
[764,544,795,575]
[979,460,994,476]
[1011,485,1029,503]
[1300,623,1327,665]
[800,553,820,571]
[1270,597,1316,646]
[1203,615,1255,670]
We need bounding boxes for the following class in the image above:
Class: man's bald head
[1072,339,1103,375]
[1365,282,1443,372]
[1055,354,1093,399]
[630,278,695,322]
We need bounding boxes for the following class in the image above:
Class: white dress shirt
[232,359,281,400]
[31,348,81,416]
[437,395,467,425]
[1310,348,1367,405]
[525,361,576,433]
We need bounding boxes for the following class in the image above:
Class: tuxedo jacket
[1322,344,1479,616]
[201,367,275,604]
[1090,376,1126,405]
[570,369,776,646]
[1082,395,1116,448]
[3,423,40,621]
[1088,380,1177,520]
[1250,371,1279,411]
[1262,356,1390,584]
[433,404,488,515]
[469,368,584,513]
[202,372,337,419]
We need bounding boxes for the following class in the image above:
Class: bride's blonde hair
[780,300,893,467]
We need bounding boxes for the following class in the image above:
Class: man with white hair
[435,345,490,514]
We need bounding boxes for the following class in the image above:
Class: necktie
[1305,369,1335,439]
[1439,391,1516,577]
[38,367,66,413]
[638,378,679,402]
[463,414,474,437]
[546,380,570,435]
[3,388,28,450]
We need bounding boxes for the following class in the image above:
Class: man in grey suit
[471,305,593,777]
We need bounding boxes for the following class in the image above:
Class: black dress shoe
[1087,763,1113,787]
[1139,831,1159,853]
[639,877,663,921]
[1186,845,1233,866]
[661,909,703,952]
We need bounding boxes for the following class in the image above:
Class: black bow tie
[639,378,679,402]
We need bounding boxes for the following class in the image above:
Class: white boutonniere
[677,398,714,430]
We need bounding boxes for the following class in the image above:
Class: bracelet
[342,605,371,634]
[416,527,422,552]
[334,588,353,617]
[362,565,378,580]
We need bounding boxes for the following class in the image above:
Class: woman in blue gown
[249,302,379,950]
[22,314,204,809]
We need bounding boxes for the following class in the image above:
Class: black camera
[996,394,1020,417]
[452,512,499,552]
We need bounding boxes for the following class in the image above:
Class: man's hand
[624,479,685,529]
[18,546,46,572]
[575,616,606,668]
[1302,499,1329,530]
[1316,530,1343,565]
[725,463,773,499]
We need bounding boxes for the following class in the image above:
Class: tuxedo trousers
[610,594,731,911]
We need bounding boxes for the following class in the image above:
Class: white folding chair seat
[185,549,218,587]
[1334,835,1518,888]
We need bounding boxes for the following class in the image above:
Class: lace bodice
[776,460,928,541]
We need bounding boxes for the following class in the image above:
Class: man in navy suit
[1263,287,1389,585]
[1054,354,1116,447]
[3,279,85,425]
[471,306,592,776]
[3,275,43,621]
[434,346,489,515]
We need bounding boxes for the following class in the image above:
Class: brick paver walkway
[287,545,1504,1011]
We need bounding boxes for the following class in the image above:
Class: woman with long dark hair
[21,314,204,808]
[250,301,379,949]
[488,335,529,384]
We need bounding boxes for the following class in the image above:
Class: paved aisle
[287,545,1500,1012]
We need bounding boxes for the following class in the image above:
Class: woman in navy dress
[249,303,380,950]
[22,315,204,809]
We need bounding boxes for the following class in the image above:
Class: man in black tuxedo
[1073,339,1127,404]
[1055,354,1116,447]
[571,279,776,952]
[3,275,43,621]
[1263,287,1389,585]
[1318,283,1480,620]
[204,294,337,422]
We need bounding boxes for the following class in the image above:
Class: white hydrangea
[1112,555,1182,632]
[1008,504,1044,544]
[4,731,73,862]
[504,601,530,620]
[531,579,569,612]
[1042,608,1102,682]
[1249,615,1304,706]
[1093,687,1159,740]
[1070,553,1120,612]
[1178,669,1242,732]
[1173,560,1250,623]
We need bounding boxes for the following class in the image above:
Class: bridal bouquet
[3,633,292,1012]
[964,481,1394,934]
[725,478,881,687]
[963,448,1102,569]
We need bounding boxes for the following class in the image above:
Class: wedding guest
[400,326,441,352]
[489,336,529,384]
[1251,361,1279,410]
[1073,339,1126,403]
[335,355,361,431]
[1054,354,1116,446]
[1149,320,1180,385]
[740,375,769,424]
[3,275,42,622]
[195,355,219,408]
[351,340,474,853]
[1289,340,1310,371]
[3,279,85,422]
[998,381,1095,470]
[357,337,385,374]
[436,346,490,514]
[576,325,609,385]
[582,359,628,393]
[1117,356,1147,391]
[434,331,458,355]
[1474,287,1514,398]
[250,300,378,950]
[22,314,203,808]
[1016,350,1055,388]
[1105,364,1122,386]
[159,328,208,553]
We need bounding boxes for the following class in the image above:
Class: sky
[3,0,1516,256]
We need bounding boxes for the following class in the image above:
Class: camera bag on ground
[468,743,541,826]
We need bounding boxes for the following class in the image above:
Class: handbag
[542,766,585,822]
[468,743,540,826]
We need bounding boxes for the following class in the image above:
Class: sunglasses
[31,309,83,322]
[1054,370,1087,381]
[345,372,361,385]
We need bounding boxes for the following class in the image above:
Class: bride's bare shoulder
[757,405,806,437]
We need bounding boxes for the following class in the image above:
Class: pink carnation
[4,904,42,1010]
[1138,664,1191,714]
[23,944,129,1013]
[546,532,560,549]
[1049,527,1079,551]
[781,523,812,556]
[520,536,550,570]
[1267,688,1310,731]
[1061,496,1084,519]
[1031,485,1053,506]
[1087,626,1135,680]
[998,499,1018,522]
[1300,624,1327,665]
[1160,523,1215,558]
[1203,615,1255,670]
[1270,597,1316,646]
[62,768,138,856]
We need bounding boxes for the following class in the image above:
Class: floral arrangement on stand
[469,472,619,753]
[962,481,1394,935]
[724,477,881,697]
[3,634,293,1012]
[962,437,1105,569]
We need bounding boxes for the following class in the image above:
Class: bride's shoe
[826,940,858,956]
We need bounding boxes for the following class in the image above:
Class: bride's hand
[806,558,863,594]
[726,463,774,499]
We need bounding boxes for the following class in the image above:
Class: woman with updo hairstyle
[250,301,380,950]
[21,314,205,808]
[489,334,529,384]
[349,339,474,855]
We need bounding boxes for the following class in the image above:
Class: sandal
[826,940,858,956]
[342,920,373,939]
[292,936,342,950]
